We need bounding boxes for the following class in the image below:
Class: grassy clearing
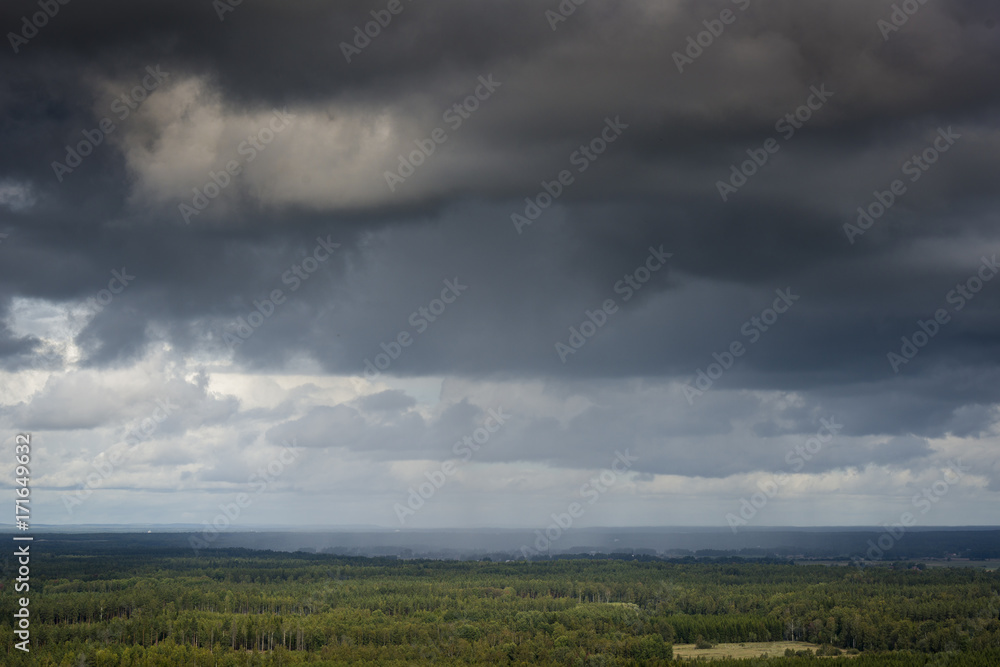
[673,640,857,660]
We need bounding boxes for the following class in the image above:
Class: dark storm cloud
[0,323,40,370]
[1,0,999,448]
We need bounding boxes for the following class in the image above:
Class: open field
[674,640,855,660]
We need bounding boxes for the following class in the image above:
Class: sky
[1,0,999,532]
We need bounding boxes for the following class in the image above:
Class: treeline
[0,547,997,665]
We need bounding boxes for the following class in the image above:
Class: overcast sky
[1,0,998,531]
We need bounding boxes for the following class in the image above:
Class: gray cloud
[1,0,998,526]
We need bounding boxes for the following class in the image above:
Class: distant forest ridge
[5,527,999,561]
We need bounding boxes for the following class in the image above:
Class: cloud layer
[1,0,998,528]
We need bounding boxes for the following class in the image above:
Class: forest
[1,543,998,666]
